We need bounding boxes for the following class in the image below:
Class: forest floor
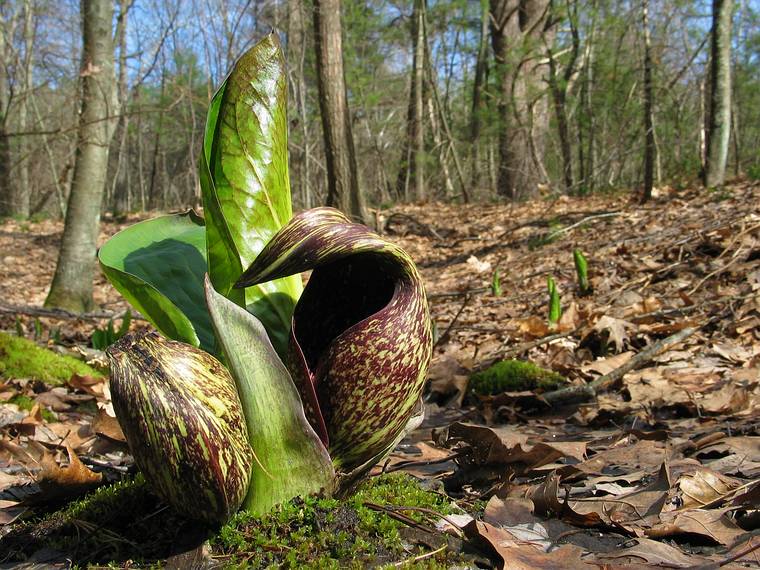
[0,181,759,568]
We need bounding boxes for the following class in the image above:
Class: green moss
[469,359,566,395]
[0,332,103,385]
[0,473,470,568]
[214,473,464,568]
[6,394,57,422]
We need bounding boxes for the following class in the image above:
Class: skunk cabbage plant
[98,34,432,523]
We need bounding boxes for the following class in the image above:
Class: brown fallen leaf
[593,537,710,567]
[67,373,107,398]
[646,508,746,546]
[442,422,587,475]
[91,408,126,443]
[35,388,94,412]
[30,445,103,505]
[589,315,635,353]
[667,467,742,510]
[463,519,599,570]
[530,471,607,528]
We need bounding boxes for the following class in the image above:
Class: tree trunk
[577,8,596,193]
[45,0,118,312]
[111,0,132,214]
[704,0,733,188]
[0,12,11,217]
[312,0,367,223]
[546,0,579,194]
[469,0,489,191]
[489,0,553,200]
[395,0,426,202]
[13,0,34,219]
[287,0,311,209]
[641,0,654,202]
[148,70,166,210]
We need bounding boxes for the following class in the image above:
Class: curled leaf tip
[236,207,433,473]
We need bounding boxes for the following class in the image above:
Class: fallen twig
[0,303,145,322]
[629,292,756,323]
[434,294,470,348]
[542,324,702,406]
[543,211,621,242]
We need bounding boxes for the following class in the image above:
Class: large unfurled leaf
[98,211,213,351]
[107,331,253,524]
[236,208,433,473]
[205,277,334,515]
[201,33,301,355]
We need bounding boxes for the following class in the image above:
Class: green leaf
[205,277,334,515]
[98,211,214,351]
[200,33,301,355]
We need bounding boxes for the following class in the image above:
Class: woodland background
[0,0,757,224]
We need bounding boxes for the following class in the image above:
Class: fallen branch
[0,303,145,322]
[543,211,621,242]
[434,294,470,348]
[630,292,756,323]
[542,324,701,406]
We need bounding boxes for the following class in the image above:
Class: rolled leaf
[201,33,301,355]
[107,331,253,524]
[205,277,334,514]
[98,211,214,351]
[236,208,433,473]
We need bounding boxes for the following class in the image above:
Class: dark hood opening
[292,253,396,373]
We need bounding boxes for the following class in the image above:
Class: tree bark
[45,0,118,312]
[312,0,367,223]
[546,0,578,194]
[704,0,733,188]
[489,0,553,200]
[111,0,132,214]
[469,0,489,191]
[395,0,426,202]
[641,0,654,202]
[0,9,19,217]
[13,0,34,219]
[287,0,311,209]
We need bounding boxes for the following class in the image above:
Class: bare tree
[641,0,654,201]
[0,7,19,217]
[14,0,35,219]
[704,0,733,188]
[45,0,118,312]
[396,0,426,202]
[546,0,579,194]
[489,0,554,200]
[469,0,490,192]
[312,0,367,223]
[287,0,311,209]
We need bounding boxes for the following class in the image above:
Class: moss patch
[0,332,102,385]
[469,359,566,395]
[0,473,473,568]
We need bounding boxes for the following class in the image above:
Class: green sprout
[573,249,591,296]
[490,268,502,297]
[547,276,561,326]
